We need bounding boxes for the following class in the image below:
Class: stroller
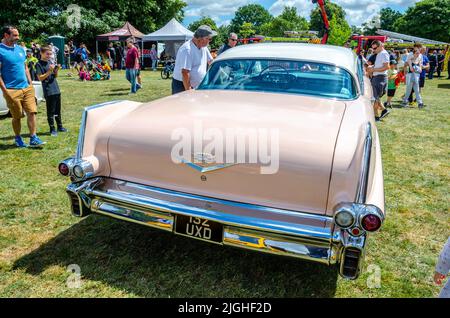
[83,59,110,81]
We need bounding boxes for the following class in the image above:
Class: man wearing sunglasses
[367,40,391,121]
[217,33,238,55]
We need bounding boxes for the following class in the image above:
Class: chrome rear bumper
[66,177,366,279]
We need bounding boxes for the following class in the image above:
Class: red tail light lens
[361,214,381,232]
[58,163,70,176]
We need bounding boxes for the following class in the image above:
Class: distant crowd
[361,41,448,121]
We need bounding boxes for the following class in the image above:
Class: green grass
[0,70,449,297]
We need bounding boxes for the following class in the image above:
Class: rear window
[197,59,357,100]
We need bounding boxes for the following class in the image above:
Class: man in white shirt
[367,40,390,121]
[172,25,216,94]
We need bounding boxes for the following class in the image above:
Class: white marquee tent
[143,18,194,58]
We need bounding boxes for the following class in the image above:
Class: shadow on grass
[437,84,450,89]
[0,143,17,150]
[101,92,130,97]
[13,214,338,297]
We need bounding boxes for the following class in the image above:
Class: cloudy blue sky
[182,0,420,27]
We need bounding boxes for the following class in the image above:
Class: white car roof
[214,43,358,75]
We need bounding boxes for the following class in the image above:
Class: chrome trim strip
[224,227,331,264]
[91,199,173,231]
[89,195,333,263]
[355,122,372,204]
[76,100,123,159]
[88,189,332,240]
[124,181,329,223]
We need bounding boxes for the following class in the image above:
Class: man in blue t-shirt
[0,25,45,147]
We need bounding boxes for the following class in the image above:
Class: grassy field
[0,69,449,298]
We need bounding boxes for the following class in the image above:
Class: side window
[357,58,365,94]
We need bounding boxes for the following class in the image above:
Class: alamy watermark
[66,4,81,30]
[66,264,82,288]
[366,264,381,289]
[171,120,280,174]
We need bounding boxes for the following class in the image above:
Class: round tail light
[361,214,382,232]
[335,209,355,229]
[58,163,70,176]
[73,165,85,179]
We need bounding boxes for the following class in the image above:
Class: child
[79,64,90,81]
[385,60,398,108]
[101,62,111,80]
[35,45,67,136]
[26,49,39,81]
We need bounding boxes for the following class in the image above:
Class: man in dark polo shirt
[217,33,238,55]
[0,25,45,147]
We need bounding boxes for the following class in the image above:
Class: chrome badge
[181,152,236,173]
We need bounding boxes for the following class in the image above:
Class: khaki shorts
[5,85,37,119]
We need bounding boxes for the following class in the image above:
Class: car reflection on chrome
[59,43,385,279]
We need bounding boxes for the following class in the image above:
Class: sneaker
[29,135,46,147]
[380,109,391,119]
[375,117,380,122]
[50,129,58,137]
[57,127,68,133]
[15,136,28,148]
[401,102,409,108]
[136,84,141,91]
[418,103,424,109]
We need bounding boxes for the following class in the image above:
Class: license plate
[175,215,223,243]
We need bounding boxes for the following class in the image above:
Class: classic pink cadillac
[59,43,385,279]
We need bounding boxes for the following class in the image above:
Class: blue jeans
[403,73,422,104]
[126,68,137,93]
[152,59,158,71]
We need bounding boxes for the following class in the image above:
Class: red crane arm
[312,0,330,44]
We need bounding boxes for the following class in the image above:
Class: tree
[361,14,380,35]
[379,8,403,31]
[393,0,450,43]
[239,22,256,39]
[0,0,187,47]
[361,7,403,35]
[310,1,351,45]
[230,4,272,34]
[351,25,363,35]
[327,17,352,46]
[188,16,221,49]
[216,24,231,48]
[309,1,346,37]
[260,6,308,37]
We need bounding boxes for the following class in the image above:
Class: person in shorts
[385,60,398,108]
[0,25,45,147]
[367,40,390,121]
